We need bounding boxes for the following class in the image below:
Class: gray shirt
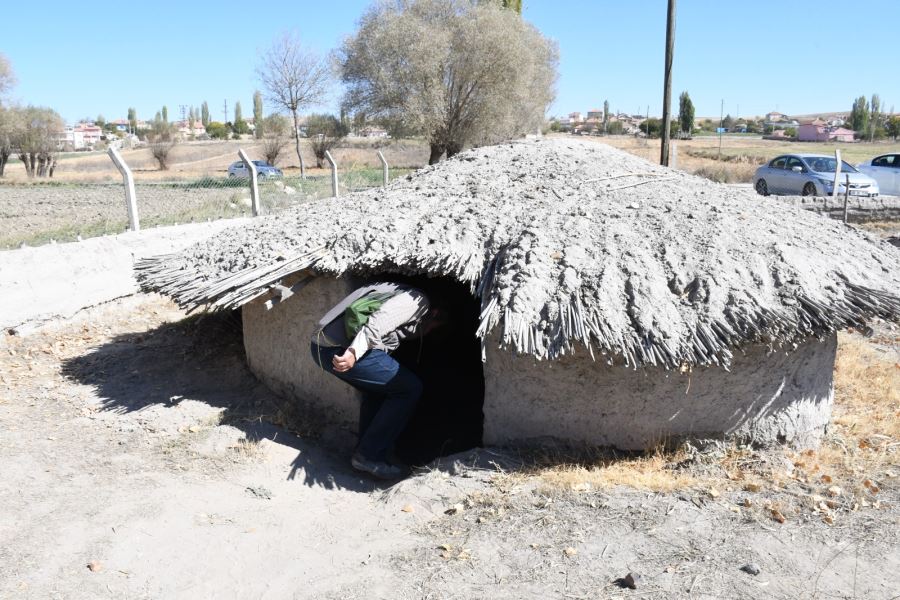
[312,283,430,357]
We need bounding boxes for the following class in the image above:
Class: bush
[205,121,231,140]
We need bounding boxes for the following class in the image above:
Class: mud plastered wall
[482,333,837,450]
[243,275,361,427]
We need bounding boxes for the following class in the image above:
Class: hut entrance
[380,275,485,465]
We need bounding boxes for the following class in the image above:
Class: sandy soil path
[1,295,897,599]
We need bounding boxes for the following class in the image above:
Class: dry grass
[518,333,899,505]
[533,446,697,493]
[582,134,900,185]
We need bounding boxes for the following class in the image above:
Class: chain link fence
[0,139,424,249]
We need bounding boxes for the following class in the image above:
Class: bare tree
[149,115,176,170]
[257,32,331,178]
[261,114,290,166]
[339,0,558,164]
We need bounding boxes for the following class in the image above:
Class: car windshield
[253,161,271,167]
[804,157,858,173]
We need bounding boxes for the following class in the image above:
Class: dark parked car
[227,160,282,178]
[754,154,879,197]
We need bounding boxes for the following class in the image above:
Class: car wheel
[755,179,769,196]
[228,173,235,178]
[802,182,817,197]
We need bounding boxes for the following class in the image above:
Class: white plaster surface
[242,275,361,427]
[482,333,837,450]
[1,219,248,332]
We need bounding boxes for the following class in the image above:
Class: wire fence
[0,142,420,249]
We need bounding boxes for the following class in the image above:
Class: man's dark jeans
[310,343,423,462]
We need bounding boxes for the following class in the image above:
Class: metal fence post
[376,150,389,187]
[325,150,339,198]
[238,149,260,216]
[107,146,140,232]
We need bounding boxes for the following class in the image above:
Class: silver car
[754,154,879,197]
[856,153,900,196]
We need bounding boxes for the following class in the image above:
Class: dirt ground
[1,291,898,599]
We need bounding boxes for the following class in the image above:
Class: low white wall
[242,275,361,428]
[482,333,836,450]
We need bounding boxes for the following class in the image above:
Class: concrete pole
[325,150,339,198]
[107,146,140,232]
[376,150,389,187]
[238,148,260,217]
[671,142,678,170]
[659,0,676,166]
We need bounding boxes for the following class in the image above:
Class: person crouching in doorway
[310,282,448,479]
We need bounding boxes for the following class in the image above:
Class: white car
[856,153,900,196]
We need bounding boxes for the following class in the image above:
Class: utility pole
[660,0,676,166]
[223,100,228,124]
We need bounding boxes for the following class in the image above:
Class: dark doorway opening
[376,274,485,465]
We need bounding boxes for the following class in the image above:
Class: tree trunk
[428,143,445,165]
[445,141,463,159]
[0,151,7,177]
[291,110,305,179]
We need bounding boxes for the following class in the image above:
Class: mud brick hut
[136,139,900,456]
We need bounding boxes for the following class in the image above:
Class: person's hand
[332,348,357,372]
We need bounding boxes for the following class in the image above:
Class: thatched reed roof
[136,139,900,369]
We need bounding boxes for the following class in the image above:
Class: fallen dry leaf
[827,486,842,497]
[821,474,833,483]
[743,482,761,493]
[708,488,720,498]
[401,505,414,513]
[87,560,102,572]
[188,425,201,433]
[770,509,786,524]
[823,515,834,525]
[564,547,577,557]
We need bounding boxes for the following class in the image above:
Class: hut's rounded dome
[137,138,900,369]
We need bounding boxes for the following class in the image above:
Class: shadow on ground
[61,310,382,492]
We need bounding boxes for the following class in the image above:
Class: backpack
[344,291,398,340]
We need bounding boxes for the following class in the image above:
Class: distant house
[829,127,855,142]
[766,111,788,123]
[176,120,207,137]
[568,112,583,124]
[586,109,604,120]
[797,123,856,143]
[798,123,830,142]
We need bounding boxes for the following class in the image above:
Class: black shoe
[351,453,404,480]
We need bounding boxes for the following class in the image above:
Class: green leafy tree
[869,93,881,141]
[849,95,869,134]
[603,99,609,134]
[127,107,137,132]
[886,115,900,140]
[233,101,249,135]
[677,91,694,135]
[161,105,168,124]
[0,53,15,101]
[205,121,230,140]
[306,113,349,168]
[722,114,735,130]
[501,0,522,12]
[201,101,210,126]
[253,91,264,139]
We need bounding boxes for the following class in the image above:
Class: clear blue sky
[2,0,897,124]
